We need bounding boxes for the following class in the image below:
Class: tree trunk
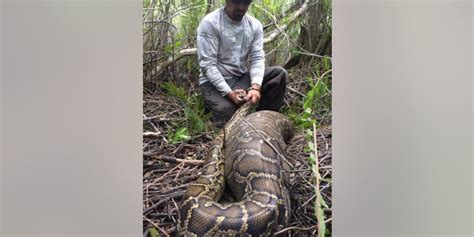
[284,0,328,69]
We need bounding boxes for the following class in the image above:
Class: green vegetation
[285,56,332,131]
[160,82,212,141]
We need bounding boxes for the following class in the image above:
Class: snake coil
[178,102,294,236]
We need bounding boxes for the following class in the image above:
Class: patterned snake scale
[178,102,294,236]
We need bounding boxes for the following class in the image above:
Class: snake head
[237,91,247,101]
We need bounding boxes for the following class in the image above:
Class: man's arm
[197,21,231,97]
[248,22,265,88]
[246,21,265,104]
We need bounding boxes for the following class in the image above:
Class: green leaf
[315,81,323,97]
[320,177,332,183]
[308,152,316,163]
[176,127,189,138]
[169,127,190,144]
[164,44,173,53]
[306,86,316,102]
[322,56,331,71]
[149,228,160,237]
[320,197,329,209]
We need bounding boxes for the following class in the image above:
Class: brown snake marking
[178,102,294,237]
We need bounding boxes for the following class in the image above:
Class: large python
[178,102,294,236]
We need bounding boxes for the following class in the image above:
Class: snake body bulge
[178,103,294,237]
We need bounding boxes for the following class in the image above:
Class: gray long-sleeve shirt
[197,8,265,96]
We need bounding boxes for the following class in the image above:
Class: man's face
[225,0,252,21]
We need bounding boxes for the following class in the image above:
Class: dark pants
[201,66,287,128]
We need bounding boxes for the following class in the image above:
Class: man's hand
[226,89,248,105]
[246,84,261,104]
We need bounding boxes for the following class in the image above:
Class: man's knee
[274,66,288,76]
[265,66,288,85]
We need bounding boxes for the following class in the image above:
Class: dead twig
[287,86,307,97]
[151,155,204,166]
[274,225,316,235]
[143,131,161,137]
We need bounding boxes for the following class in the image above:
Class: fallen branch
[263,0,311,44]
[149,154,204,166]
[274,226,316,235]
[287,86,306,98]
[143,131,161,137]
[155,48,197,73]
[153,0,311,74]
